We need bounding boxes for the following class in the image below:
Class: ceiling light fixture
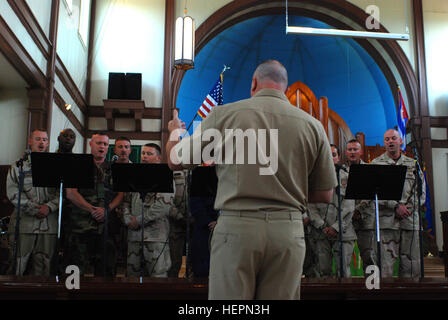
[285,0,409,41]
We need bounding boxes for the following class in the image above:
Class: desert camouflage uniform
[167,170,188,277]
[349,160,378,273]
[7,157,59,276]
[64,161,118,276]
[302,209,319,278]
[371,152,425,277]
[308,168,356,277]
[123,189,179,278]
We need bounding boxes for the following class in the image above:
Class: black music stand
[345,164,406,277]
[187,166,218,278]
[31,152,94,282]
[111,163,173,283]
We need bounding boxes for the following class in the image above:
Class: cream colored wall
[348,0,415,71]
[57,0,90,98]
[0,1,47,74]
[423,0,448,251]
[0,89,29,165]
[90,0,166,108]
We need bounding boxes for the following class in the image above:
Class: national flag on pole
[197,74,223,119]
[397,86,409,151]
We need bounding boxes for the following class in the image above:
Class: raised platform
[1,276,448,300]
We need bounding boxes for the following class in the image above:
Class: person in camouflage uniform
[345,139,377,274]
[308,144,356,277]
[167,169,188,278]
[65,133,123,277]
[371,129,425,277]
[302,209,319,278]
[122,143,182,277]
[56,128,76,275]
[7,129,59,276]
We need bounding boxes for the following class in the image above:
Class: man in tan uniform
[166,60,336,299]
[308,144,356,277]
[371,129,425,277]
[7,129,59,276]
[345,139,377,273]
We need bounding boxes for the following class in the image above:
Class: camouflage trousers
[8,233,56,276]
[127,241,171,278]
[399,229,421,278]
[308,237,354,278]
[63,232,117,277]
[356,229,378,273]
[380,229,399,277]
[380,229,421,278]
[303,231,319,278]
[168,231,185,278]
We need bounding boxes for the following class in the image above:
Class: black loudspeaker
[124,73,142,100]
[108,72,125,99]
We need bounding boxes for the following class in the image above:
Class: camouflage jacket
[370,152,425,230]
[122,191,173,242]
[308,167,356,240]
[7,157,59,234]
[69,161,117,234]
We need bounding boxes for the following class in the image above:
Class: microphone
[334,163,348,173]
[16,150,31,167]
[111,155,119,163]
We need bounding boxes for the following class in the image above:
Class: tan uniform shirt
[371,152,425,230]
[7,158,59,234]
[174,88,337,212]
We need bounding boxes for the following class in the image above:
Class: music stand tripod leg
[56,180,63,282]
[375,193,382,278]
[140,193,145,284]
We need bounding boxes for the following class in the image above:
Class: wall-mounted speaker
[125,73,142,100]
[107,72,142,100]
[107,72,125,99]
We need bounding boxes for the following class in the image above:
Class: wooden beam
[6,0,50,58]
[161,0,175,162]
[86,130,161,141]
[45,0,60,141]
[55,56,88,115]
[85,0,96,105]
[54,90,85,136]
[0,16,46,88]
[88,106,162,119]
[413,0,435,227]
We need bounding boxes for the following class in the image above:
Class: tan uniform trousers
[209,210,305,300]
[380,229,421,278]
[8,233,56,276]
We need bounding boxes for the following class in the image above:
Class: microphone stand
[335,164,344,278]
[412,146,424,278]
[12,151,30,276]
[185,170,192,279]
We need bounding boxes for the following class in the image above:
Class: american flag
[397,86,409,151]
[197,74,223,119]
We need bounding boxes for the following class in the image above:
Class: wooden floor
[0,257,446,300]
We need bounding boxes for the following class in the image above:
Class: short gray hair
[254,60,288,88]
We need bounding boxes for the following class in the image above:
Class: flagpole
[182,65,230,138]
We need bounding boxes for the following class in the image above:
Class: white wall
[0,1,47,74]
[90,0,166,108]
[0,89,29,165]
[57,0,90,98]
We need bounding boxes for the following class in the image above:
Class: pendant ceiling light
[174,5,195,70]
